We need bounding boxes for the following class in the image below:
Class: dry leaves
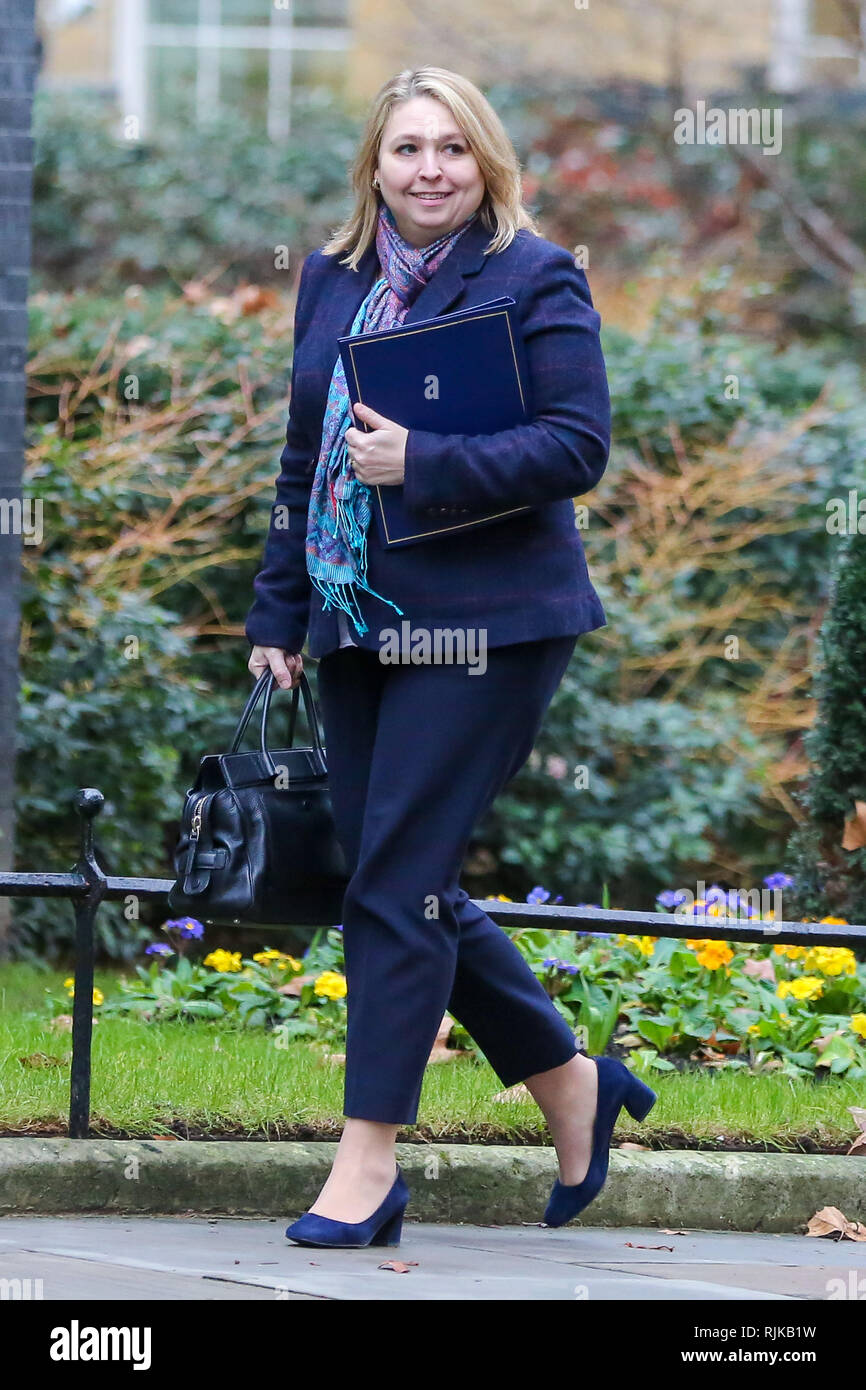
[317,1013,464,1069]
[491,1082,533,1103]
[18,1052,71,1068]
[841,800,866,851]
[742,957,776,983]
[624,1241,675,1251]
[847,1107,866,1156]
[278,974,316,997]
[806,1206,866,1241]
[427,1012,470,1065]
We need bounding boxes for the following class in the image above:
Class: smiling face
[374,95,486,248]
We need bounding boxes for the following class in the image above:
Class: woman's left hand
[345,402,408,487]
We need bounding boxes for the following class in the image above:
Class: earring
[372,175,380,189]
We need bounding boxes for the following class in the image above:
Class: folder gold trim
[343,308,531,545]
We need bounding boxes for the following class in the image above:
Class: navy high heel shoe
[285,1164,410,1248]
[544,1055,657,1228]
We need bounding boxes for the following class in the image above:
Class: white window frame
[770,0,866,89]
[113,0,350,139]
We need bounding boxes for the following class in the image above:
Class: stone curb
[0,1140,864,1232]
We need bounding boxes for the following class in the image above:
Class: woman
[245,66,656,1248]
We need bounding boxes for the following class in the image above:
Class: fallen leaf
[426,1013,469,1063]
[278,973,316,997]
[435,1012,454,1044]
[491,1082,533,1103]
[814,1029,846,1054]
[427,1044,470,1064]
[847,1108,866,1156]
[617,1142,651,1151]
[742,958,775,982]
[842,800,866,851]
[377,1260,416,1273]
[624,1241,674,1251]
[806,1205,866,1241]
[18,1052,70,1068]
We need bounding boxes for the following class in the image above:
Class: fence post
[69,788,107,1138]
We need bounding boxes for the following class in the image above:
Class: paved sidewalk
[2,1214,865,1300]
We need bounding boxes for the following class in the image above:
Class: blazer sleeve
[401,243,611,513]
[244,255,319,654]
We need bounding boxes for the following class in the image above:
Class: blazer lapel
[402,214,493,324]
[314,214,494,382]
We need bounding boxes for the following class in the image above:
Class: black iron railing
[1,786,864,1138]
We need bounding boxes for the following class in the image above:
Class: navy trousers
[314,633,582,1125]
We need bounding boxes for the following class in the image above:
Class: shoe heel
[623,1072,657,1121]
[370,1204,406,1247]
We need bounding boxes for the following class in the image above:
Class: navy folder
[338,296,534,547]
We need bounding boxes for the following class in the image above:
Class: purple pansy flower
[528,886,551,904]
[656,889,688,908]
[764,872,794,890]
[164,917,204,939]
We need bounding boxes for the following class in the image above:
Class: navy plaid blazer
[244,215,611,659]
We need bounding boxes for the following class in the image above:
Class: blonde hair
[321,66,542,270]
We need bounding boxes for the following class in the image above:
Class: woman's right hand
[248,645,304,690]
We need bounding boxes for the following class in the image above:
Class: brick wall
[0,0,39,947]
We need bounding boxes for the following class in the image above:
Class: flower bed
[48,884,866,1081]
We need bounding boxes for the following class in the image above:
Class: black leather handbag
[167,670,350,927]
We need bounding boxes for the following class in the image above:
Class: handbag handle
[231,669,298,752]
[260,670,327,778]
[230,670,327,778]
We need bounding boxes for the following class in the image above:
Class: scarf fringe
[308,571,405,636]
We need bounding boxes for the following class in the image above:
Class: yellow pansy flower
[850,1014,866,1039]
[802,947,857,977]
[203,949,243,973]
[777,976,824,1002]
[63,984,103,1004]
[688,939,734,969]
[695,942,734,971]
[622,935,657,956]
[313,971,347,1000]
[772,944,807,959]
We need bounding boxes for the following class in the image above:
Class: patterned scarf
[304,199,480,634]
